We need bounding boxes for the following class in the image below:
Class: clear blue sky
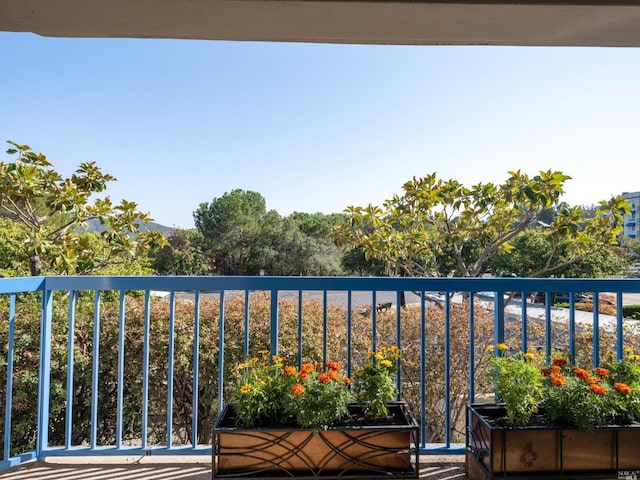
[2,33,639,229]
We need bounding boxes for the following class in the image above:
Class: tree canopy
[0,141,166,276]
[332,170,630,278]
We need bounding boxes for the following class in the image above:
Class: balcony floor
[0,456,467,479]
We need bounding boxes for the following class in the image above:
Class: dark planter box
[466,403,640,480]
[212,401,419,479]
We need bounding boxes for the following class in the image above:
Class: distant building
[622,191,640,238]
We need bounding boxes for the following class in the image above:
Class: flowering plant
[233,351,352,430]
[233,345,403,430]
[489,343,640,429]
[352,345,401,418]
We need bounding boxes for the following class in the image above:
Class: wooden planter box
[466,403,640,480]
[212,401,419,479]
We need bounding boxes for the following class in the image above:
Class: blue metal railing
[1,275,640,471]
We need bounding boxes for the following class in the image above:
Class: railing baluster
[141,290,151,450]
[521,291,527,352]
[372,290,377,352]
[65,291,76,450]
[593,293,600,367]
[167,291,176,447]
[218,290,226,413]
[270,290,278,356]
[90,291,101,449]
[37,288,53,460]
[192,290,201,447]
[322,290,328,364]
[468,292,475,403]
[116,291,125,449]
[244,290,250,359]
[444,293,451,448]
[616,292,624,361]
[346,290,352,379]
[297,290,303,367]
[569,292,576,364]
[4,294,16,461]
[419,290,426,449]
[395,290,402,397]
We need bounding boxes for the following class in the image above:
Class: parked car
[531,292,589,304]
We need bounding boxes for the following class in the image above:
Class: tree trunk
[29,254,41,276]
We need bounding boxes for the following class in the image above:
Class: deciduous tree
[0,141,166,276]
[332,170,629,278]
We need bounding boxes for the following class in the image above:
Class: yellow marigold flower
[291,383,305,395]
[375,352,383,361]
[272,355,282,364]
[604,352,614,362]
[523,353,534,361]
[368,351,376,358]
[380,359,393,368]
[249,357,259,365]
[624,347,633,354]
[496,343,508,351]
[236,362,250,370]
[240,383,252,394]
[486,345,494,353]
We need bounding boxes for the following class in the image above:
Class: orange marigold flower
[589,383,607,395]
[574,367,590,381]
[344,377,352,386]
[550,365,562,374]
[595,367,610,377]
[326,361,341,371]
[284,366,297,376]
[615,382,632,395]
[540,367,551,377]
[298,371,309,381]
[587,376,599,384]
[550,373,566,387]
[328,370,340,381]
[291,383,305,395]
[318,372,331,384]
[301,363,315,374]
[553,358,568,367]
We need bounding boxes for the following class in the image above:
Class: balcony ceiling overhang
[2,1,640,46]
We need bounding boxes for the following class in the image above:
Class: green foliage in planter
[489,345,545,425]
[353,346,400,418]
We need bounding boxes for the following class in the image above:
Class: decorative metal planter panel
[466,403,640,480]
[212,401,419,479]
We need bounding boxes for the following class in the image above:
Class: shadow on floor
[0,457,467,480]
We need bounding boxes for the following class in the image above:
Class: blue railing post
[65,291,76,450]
[3,294,16,461]
[270,290,279,356]
[90,291,101,449]
[36,288,53,460]
[493,290,505,346]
